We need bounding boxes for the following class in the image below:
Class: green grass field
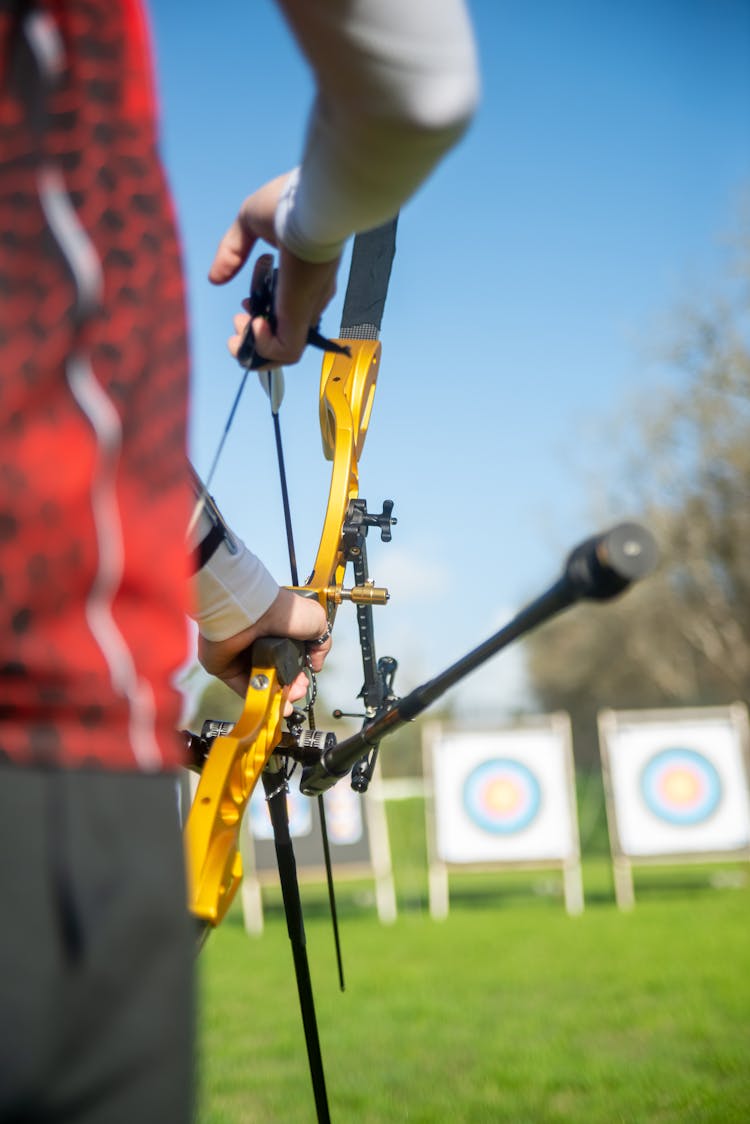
[196,799,750,1123]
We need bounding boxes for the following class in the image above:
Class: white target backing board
[598,704,750,908]
[423,716,583,916]
[239,775,396,933]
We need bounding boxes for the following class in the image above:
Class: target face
[248,786,312,840]
[640,747,722,827]
[430,725,577,863]
[323,784,363,846]
[462,758,541,834]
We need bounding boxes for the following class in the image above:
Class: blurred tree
[527,227,750,764]
[377,704,457,779]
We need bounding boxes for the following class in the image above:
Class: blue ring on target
[640,747,722,827]
[462,758,541,835]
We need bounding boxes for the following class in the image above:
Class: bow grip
[248,635,306,686]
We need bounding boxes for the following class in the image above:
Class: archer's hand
[208,173,339,368]
[197,588,332,710]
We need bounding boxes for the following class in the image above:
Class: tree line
[526,228,750,764]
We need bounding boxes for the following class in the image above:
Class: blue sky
[150,0,750,719]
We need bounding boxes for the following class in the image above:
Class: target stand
[423,716,584,918]
[598,704,750,909]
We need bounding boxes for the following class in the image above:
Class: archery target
[430,722,578,864]
[640,748,721,827]
[462,758,541,834]
[248,784,313,840]
[601,710,750,857]
[248,782,363,844]
[323,783,364,846]
[240,780,394,929]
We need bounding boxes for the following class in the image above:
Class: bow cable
[185,368,249,540]
[187,254,348,540]
[258,365,347,994]
[257,367,299,586]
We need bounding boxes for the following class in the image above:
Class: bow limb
[297,338,383,618]
[184,638,305,928]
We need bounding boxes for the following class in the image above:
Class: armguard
[188,464,239,574]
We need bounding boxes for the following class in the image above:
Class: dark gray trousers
[0,766,195,1123]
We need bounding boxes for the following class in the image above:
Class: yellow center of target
[485,778,520,813]
[661,767,700,807]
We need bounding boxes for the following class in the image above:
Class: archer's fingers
[287,669,314,707]
[245,315,309,368]
[209,217,258,286]
[227,312,251,359]
[210,174,291,286]
[305,635,331,673]
[226,315,307,368]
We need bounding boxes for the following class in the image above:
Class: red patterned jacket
[0,0,190,770]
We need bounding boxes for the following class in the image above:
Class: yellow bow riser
[184,653,293,927]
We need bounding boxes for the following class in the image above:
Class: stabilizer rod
[300,522,657,796]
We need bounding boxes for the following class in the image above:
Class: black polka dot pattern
[0,1,190,769]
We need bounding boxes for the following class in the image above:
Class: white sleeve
[189,506,279,642]
[274,0,480,262]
